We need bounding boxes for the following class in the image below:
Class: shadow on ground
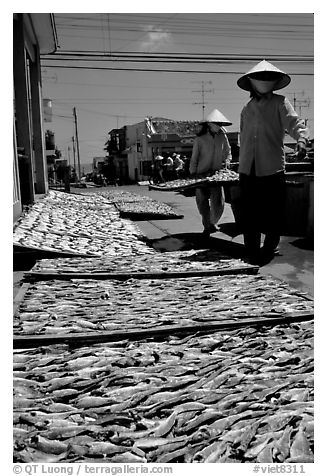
[290,238,314,251]
[218,222,242,238]
[148,232,246,258]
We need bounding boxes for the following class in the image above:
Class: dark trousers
[239,170,286,257]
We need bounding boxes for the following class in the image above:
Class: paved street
[112,184,314,297]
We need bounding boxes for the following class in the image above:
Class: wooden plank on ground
[24,266,259,282]
[13,312,313,349]
[13,243,98,258]
[119,212,184,220]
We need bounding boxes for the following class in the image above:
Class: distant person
[153,154,165,183]
[182,155,190,177]
[162,153,174,181]
[190,109,232,237]
[237,60,310,265]
[173,154,184,179]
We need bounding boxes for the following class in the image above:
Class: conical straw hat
[200,109,232,126]
[237,60,291,91]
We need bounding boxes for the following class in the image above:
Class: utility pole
[73,107,81,180]
[192,81,214,119]
[114,115,126,129]
[72,136,77,182]
[67,146,71,167]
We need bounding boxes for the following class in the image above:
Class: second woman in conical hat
[189,108,232,237]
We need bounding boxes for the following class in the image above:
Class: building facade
[13,13,58,221]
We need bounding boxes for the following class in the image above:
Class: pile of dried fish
[150,170,239,192]
[13,191,150,257]
[78,190,183,218]
[13,322,314,463]
[30,250,255,275]
[14,275,313,336]
[115,201,183,219]
[207,169,240,182]
[95,190,154,203]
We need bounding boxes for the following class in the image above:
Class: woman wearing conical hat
[190,108,232,237]
[237,60,310,265]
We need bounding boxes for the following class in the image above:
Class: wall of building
[13,13,57,221]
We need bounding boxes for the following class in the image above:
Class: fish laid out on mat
[13,322,313,463]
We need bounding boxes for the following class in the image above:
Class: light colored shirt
[173,157,184,170]
[190,129,232,176]
[239,92,310,177]
[165,157,174,170]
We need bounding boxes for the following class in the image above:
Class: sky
[38,10,314,166]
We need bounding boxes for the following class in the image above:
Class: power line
[42,52,313,63]
[43,50,313,58]
[41,64,313,75]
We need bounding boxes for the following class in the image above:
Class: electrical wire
[41,64,313,75]
[42,53,313,63]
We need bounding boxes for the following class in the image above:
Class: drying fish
[203,440,231,463]
[284,455,314,463]
[257,443,274,463]
[31,249,252,275]
[109,452,147,463]
[177,409,223,434]
[156,445,191,463]
[30,435,68,455]
[41,426,86,440]
[152,412,177,437]
[41,376,79,391]
[13,319,313,463]
[15,448,69,463]
[49,389,80,400]
[13,190,149,257]
[85,442,129,456]
[47,403,78,413]
[150,169,239,192]
[290,426,313,460]
[15,275,313,337]
[244,436,274,459]
[272,425,292,462]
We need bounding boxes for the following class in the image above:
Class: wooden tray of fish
[149,170,239,192]
[13,321,313,463]
[14,275,313,338]
[26,250,258,281]
[13,191,150,257]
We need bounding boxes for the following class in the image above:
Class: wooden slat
[13,312,314,349]
[13,243,98,258]
[119,212,184,220]
[24,266,259,282]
